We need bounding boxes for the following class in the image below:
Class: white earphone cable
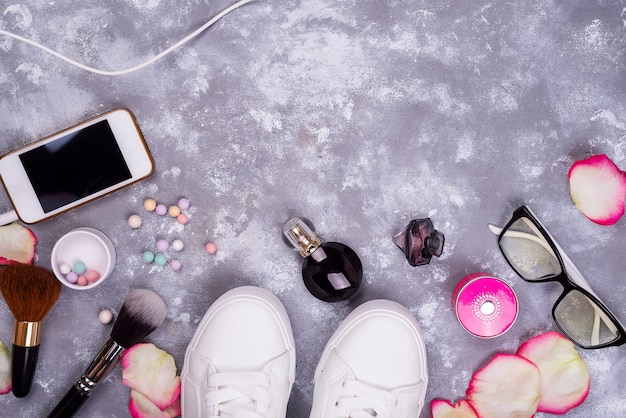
[0,0,253,76]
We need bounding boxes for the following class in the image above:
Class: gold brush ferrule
[13,321,41,347]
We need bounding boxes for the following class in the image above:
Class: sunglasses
[489,205,626,349]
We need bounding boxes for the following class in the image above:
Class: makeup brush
[47,288,166,418]
[0,264,62,398]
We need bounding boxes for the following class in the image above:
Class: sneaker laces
[204,371,272,418]
[335,379,398,418]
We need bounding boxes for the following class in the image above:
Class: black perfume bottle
[282,217,363,302]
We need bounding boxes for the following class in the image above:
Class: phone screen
[18,120,132,213]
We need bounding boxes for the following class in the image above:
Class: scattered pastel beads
[142,238,187,271]
[142,250,171,268]
[155,204,167,216]
[170,259,182,271]
[171,239,184,251]
[137,196,191,225]
[205,242,217,254]
[142,250,155,263]
[73,261,87,275]
[168,205,181,217]
[178,198,190,210]
[131,197,193,272]
[156,239,169,252]
[128,214,143,229]
[154,253,168,267]
[98,309,113,324]
[143,198,157,212]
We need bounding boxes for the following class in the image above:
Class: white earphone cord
[0,0,253,76]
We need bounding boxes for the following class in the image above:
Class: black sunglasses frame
[498,205,626,349]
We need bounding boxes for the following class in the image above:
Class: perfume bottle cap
[282,217,321,258]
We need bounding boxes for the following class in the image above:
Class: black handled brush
[0,264,62,398]
[46,288,167,417]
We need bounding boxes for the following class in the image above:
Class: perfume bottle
[282,217,363,302]
[393,217,444,267]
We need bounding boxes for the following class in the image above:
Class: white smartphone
[0,108,154,224]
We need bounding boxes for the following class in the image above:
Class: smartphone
[0,108,154,224]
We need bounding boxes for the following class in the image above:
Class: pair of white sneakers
[180,286,428,418]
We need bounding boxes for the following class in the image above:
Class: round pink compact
[452,272,518,338]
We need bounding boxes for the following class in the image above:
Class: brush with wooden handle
[47,288,167,418]
[0,264,62,398]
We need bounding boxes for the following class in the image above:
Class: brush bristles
[0,264,62,322]
[111,289,167,348]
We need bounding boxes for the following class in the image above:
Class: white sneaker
[309,300,428,418]
[181,286,296,418]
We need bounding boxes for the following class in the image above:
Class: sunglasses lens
[499,217,562,281]
[554,289,622,348]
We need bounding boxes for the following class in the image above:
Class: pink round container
[452,272,518,338]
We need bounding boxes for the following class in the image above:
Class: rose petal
[516,331,590,414]
[0,339,11,394]
[0,222,37,265]
[568,154,626,225]
[163,397,181,417]
[467,353,541,418]
[122,343,181,410]
[129,390,171,418]
[431,399,478,418]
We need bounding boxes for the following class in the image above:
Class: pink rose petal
[0,222,36,265]
[163,397,181,417]
[516,331,590,414]
[122,343,181,410]
[568,154,626,225]
[431,399,478,418]
[129,390,171,418]
[467,353,541,418]
[0,339,11,394]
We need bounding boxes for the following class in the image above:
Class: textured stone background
[1,0,625,416]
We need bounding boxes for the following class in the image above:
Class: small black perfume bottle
[282,217,363,302]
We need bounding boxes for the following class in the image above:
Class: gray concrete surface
[1,0,625,416]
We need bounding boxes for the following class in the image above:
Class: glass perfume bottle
[393,217,444,267]
[282,217,363,302]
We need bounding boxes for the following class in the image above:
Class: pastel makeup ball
[51,228,116,290]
